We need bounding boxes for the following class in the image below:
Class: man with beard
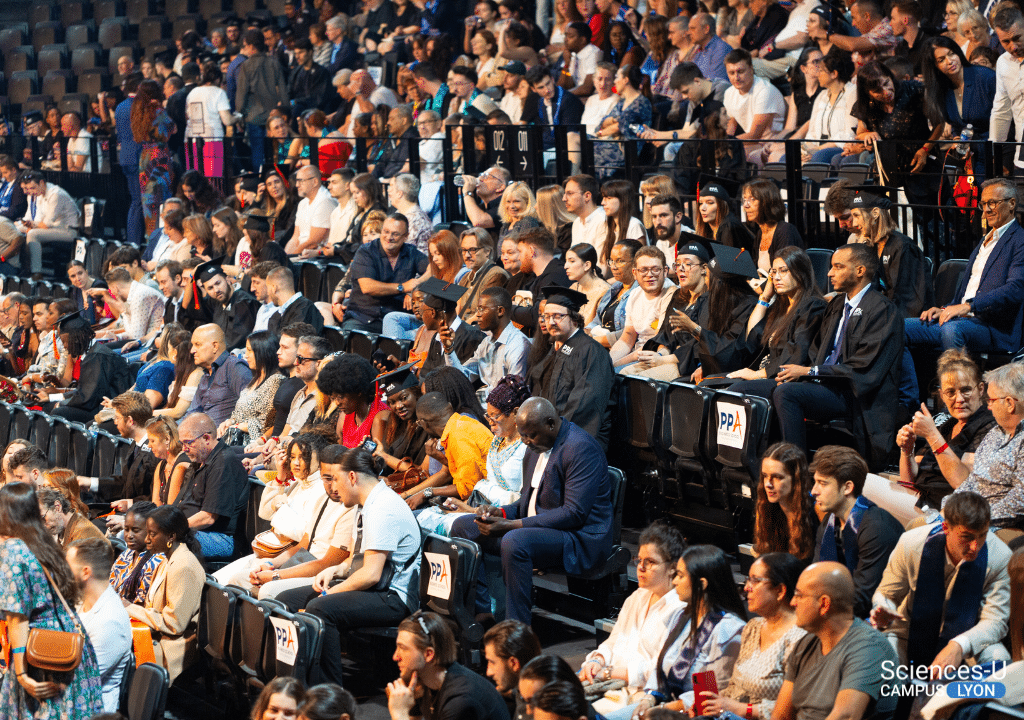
[510,228,570,333]
[991,6,1024,172]
[249,260,283,332]
[527,286,615,448]
[483,620,542,718]
[194,257,261,352]
[444,286,530,397]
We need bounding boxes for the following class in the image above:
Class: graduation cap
[847,184,897,210]
[708,243,758,280]
[420,277,468,313]
[699,183,731,201]
[378,363,420,397]
[851,192,892,210]
[239,174,260,193]
[57,309,90,333]
[244,214,272,233]
[194,255,228,284]
[676,237,711,264]
[22,110,43,126]
[541,285,588,313]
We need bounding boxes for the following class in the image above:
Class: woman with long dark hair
[372,366,430,474]
[250,677,306,720]
[342,172,385,248]
[155,335,203,421]
[211,207,246,278]
[695,183,755,256]
[131,79,176,237]
[631,545,747,718]
[752,443,819,561]
[110,500,165,602]
[593,64,652,179]
[0,482,104,717]
[218,331,284,446]
[741,179,804,274]
[124,505,205,682]
[177,169,223,216]
[565,243,610,326]
[600,180,647,272]
[726,246,826,396]
[261,169,299,247]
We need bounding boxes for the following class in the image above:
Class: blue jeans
[381,311,421,341]
[246,122,266,173]
[902,317,1001,404]
[194,531,234,560]
[119,164,143,247]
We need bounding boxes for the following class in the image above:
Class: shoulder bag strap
[308,497,332,545]
[39,566,84,635]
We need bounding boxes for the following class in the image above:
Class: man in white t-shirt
[582,63,621,135]
[609,246,677,371]
[61,112,102,173]
[285,165,338,254]
[326,167,357,249]
[564,174,608,264]
[723,48,786,164]
[558,22,602,97]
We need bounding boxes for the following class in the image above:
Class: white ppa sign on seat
[716,402,746,450]
[424,552,452,599]
[270,616,298,666]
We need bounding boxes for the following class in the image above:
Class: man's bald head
[179,412,215,438]
[803,561,855,615]
[516,397,561,453]
[415,392,454,438]
[191,324,226,369]
[178,412,217,462]
[517,397,557,427]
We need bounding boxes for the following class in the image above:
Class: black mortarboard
[195,255,227,284]
[244,214,272,233]
[540,285,588,313]
[677,231,712,261]
[851,192,892,210]
[57,309,85,331]
[378,363,420,397]
[420,277,468,313]
[239,174,260,193]
[676,239,711,264]
[699,183,731,201]
[22,110,43,126]
[708,243,758,280]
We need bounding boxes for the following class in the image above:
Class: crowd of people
[1,0,1024,718]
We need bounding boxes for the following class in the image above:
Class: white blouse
[259,471,327,543]
[806,82,857,148]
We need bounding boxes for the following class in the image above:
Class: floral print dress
[0,538,104,720]
[139,108,176,237]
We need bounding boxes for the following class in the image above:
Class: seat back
[11,404,32,444]
[420,534,484,659]
[91,429,120,478]
[377,336,411,364]
[9,71,39,105]
[32,22,62,53]
[806,247,833,294]
[0,402,11,446]
[125,662,170,720]
[606,466,627,544]
[113,435,136,476]
[297,261,323,301]
[264,604,324,684]
[663,382,713,463]
[617,375,665,450]
[245,478,270,546]
[934,258,968,308]
[66,25,95,54]
[68,422,93,475]
[98,20,126,50]
[234,593,274,682]
[37,48,67,77]
[199,576,238,663]
[72,47,100,73]
[77,69,109,97]
[138,17,169,48]
[323,326,348,353]
[0,29,25,56]
[49,416,73,468]
[29,411,53,456]
[707,390,773,498]
[346,329,378,360]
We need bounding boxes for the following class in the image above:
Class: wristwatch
[272,571,281,581]
[672,131,678,140]
[397,283,405,293]
[424,487,434,499]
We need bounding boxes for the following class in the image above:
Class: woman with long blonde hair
[498,181,541,243]
[535,184,576,254]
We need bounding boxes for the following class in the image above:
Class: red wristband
[500,508,506,519]
[932,442,949,456]
[746,704,753,719]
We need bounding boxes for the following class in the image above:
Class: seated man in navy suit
[450,397,613,626]
[903,178,1024,405]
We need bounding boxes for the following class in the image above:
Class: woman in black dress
[695,183,755,257]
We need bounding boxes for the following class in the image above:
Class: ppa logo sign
[716,402,746,450]
[424,551,452,600]
[269,617,298,665]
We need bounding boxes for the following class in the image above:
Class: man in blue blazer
[903,178,1024,404]
[450,397,613,625]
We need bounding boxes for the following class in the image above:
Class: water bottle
[954,124,974,157]
[628,123,648,136]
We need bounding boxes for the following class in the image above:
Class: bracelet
[932,442,949,455]
[757,299,770,308]
[603,666,612,680]
[747,703,754,719]
[11,646,25,654]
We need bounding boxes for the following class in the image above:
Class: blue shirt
[186,351,253,427]
[225,54,248,111]
[346,240,429,324]
[115,97,140,168]
[692,35,731,82]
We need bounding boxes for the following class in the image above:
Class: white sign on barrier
[716,402,746,450]
[75,238,87,262]
[424,552,452,600]
[270,617,297,666]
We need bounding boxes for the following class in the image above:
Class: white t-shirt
[569,43,602,87]
[185,85,231,140]
[328,197,359,246]
[724,76,786,137]
[80,586,132,712]
[419,132,445,183]
[625,281,678,351]
[499,92,525,124]
[572,206,608,257]
[624,216,647,243]
[295,185,338,247]
[582,93,621,136]
[776,0,819,59]
[69,130,102,173]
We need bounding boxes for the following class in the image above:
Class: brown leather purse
[385,459,427,494]
[252,530,298,559]
[27,568,85,673]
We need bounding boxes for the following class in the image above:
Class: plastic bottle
[954,124,974,157]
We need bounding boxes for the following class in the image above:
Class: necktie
[30,197,36,220]
[824,303,852,366]
[331,43,339,64]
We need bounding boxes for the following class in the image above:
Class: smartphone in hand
[692,671,718,717]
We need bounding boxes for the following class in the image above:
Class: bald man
[185,324,253,427]
[266,266,324,336]
[175,412,249,559]
[450,397,613,625]
[773,562,901,720]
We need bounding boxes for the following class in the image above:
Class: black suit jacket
[97,444,159,503]
[807,288,903,468]
[268,295,324,337]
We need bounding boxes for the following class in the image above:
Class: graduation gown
[806,289,904,469]
[97,444,159,503]
[421,321,486,375]
[876,231,930,318]
[510,259,571,333]
[213,288,261,351]
[713,215,757,258]
[267,295,324,337]
[696,293,759,376]
[529,329,615,449]
[742,295,827,378]
[62,344,133,415]
[654,291,707,377]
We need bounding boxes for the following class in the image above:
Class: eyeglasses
[461,246,482,255]
[485,412,505,424]
[769,267,791,277]
[295,355,320,365]
[295,176,319,184]
[941,385,977,401]
[987,395,1011,404]
[677,261,702,270]
[540,312,569,322]
[180,432,208,447]
[635,266,665,276]
[744,575,771,588]
[980,198,1013,211]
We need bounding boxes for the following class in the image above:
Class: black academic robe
[97,444,159,503]
[714,215,757,258]
[62,344,133,414]
[742,295,828,378]
[528,329,615,449]
[806,288,904,469]
[268,295,324,337]
[421,320,486,375]
[213,288,262,352]
[654,291,708,377]
[876,231,931,318]
[697,293,759,376]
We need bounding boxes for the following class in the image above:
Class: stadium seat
[144,40,174,59]
[49,416,74,468]
[0,29,26,56]
[6,47,35,73]
[346,329,378,360]
[127,0,155,25]
[37,47,69,78]
[66,422,93,476]
[8,71,39,107]
[125,662,170,720]
[29,411,53,461]
[244,478,270,546]
[138,17,170,48]
[933,258,968,308]
[419,534,485,666]
[759,162,786,188]
[32,22,63,53]
[837,162,873,184]
[98,19,127,50]
[30,3,56,26]
[94,1,126,23]
[266,0,289,14]
[233,593,276,688]
[261,603,324,685]
[199,576,240,672]
[298,261,322,301]
[617,374,666,460]
[90,429,121,478]
[0,402,12,446]
[61,2,90,27]
[59,93,91,118]
[323,326,349,353]
[166,0,198,17]
[72,46,101,73]
[173,14,205,37]
[11,404,32,445]
[76,69,110,97]
[662,381,723,508]
[377,336,411,364]
[806,247,834,294]
[322,264,345,300]
[21,95,53,117]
